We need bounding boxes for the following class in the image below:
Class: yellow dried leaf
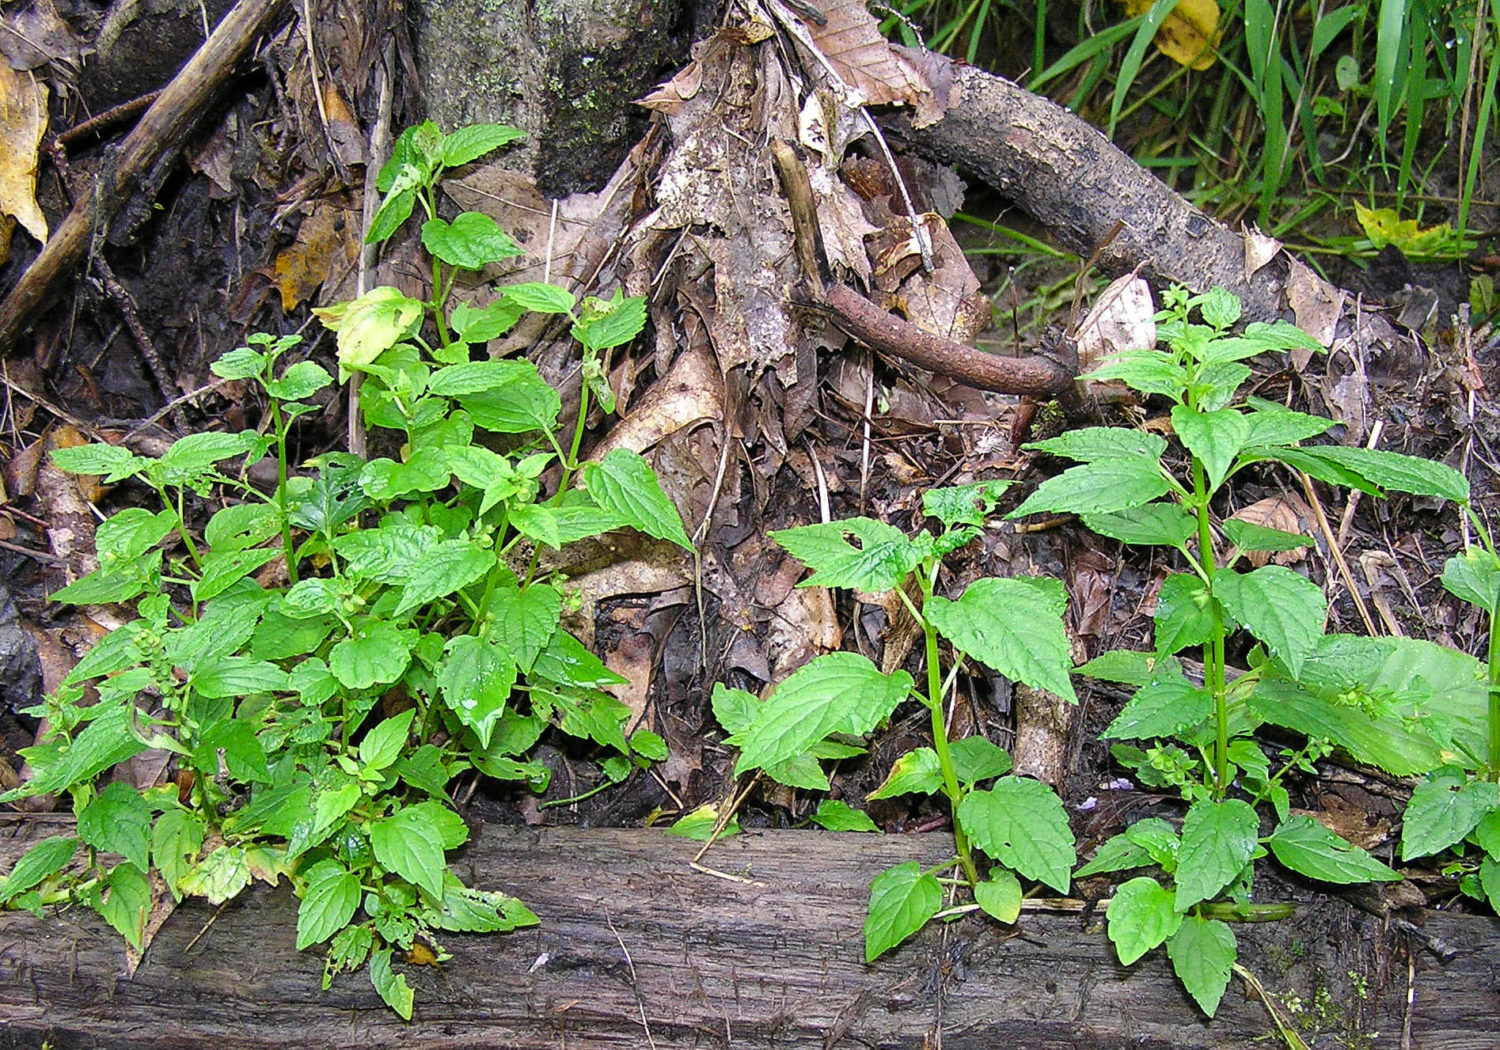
[0,63,49,244]
[273,206,358,312]
[1121,0,1222,71]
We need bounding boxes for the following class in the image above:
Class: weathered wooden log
[0,822,1494,1048]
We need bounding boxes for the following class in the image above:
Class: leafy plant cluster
[708,285,1496,1018]
[0,121,690,1017]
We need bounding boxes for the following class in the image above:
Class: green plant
[705,483,1078,961]
[1017,285,1479,1016]
[0,121,688,1017]
[1397,522,1500,907]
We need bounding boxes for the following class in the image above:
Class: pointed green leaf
[809,799,880,832]
[1103,667,1214,741]
[393,539,494,619]
[1008,457,1172,518]
[732,653,912,774]
[1171,405,1248,490]
[369,947,414,1020]
[1167,915,1237,1016]
[864,861,941,962]
[440,123,525,167]
[1222,519,1312,553]
[866,747,943,799]
[1074,831,1153,878]
[1214,565,1325,676]
[1443,547,1500,616]
[583,449,692,550]
[926,576,1075,701]
[1401,773,1498,860]
[369,802,467,898]
[974,867,1023,923]
[1176,799,1260,910]
[949,736,1012,783]
[421,212,522,270]
[94,863,151,950]
[1107,876,1181,965]
[359,710,416,772]
[1268,815,1401,883]
[1082,503,1197,548]
[500,282,575,314]
[922,480,1013,529]
[438,634,516,748]
[296,859,362,950]
[1153,573,1216,657]
[328,621,415,689]
[957,777,1076,892]
[771,517,920,592]
[0,836,78,904]
[1025,427,1167,463]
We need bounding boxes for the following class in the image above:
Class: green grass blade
[1374,0,1409,146]
[1110,0,1184,138]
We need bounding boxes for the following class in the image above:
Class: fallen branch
[0,0,290,352]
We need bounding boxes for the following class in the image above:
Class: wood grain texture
[0,823,1495,1048]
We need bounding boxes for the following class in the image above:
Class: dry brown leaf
[1228,495,1310,567]
[0,0,83,71]
[1242,226,1282,278]
[788,0,932,108]
[1076,274,1156,371]
[272,205,360,312]
[0,62,48,250]
[1121,0,1222,70]
[1286,256,1344,348]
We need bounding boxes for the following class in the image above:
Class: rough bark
[0,823,1493,1049]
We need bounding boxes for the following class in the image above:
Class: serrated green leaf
[1074,831,1153,878]
[949,736,1012,783]
[158,430,260,479]
[50,443,145,482]
[771,517,920,592]
[1171,406,1248,490]
[974,867,1022,923]
[1401,773,1497,860]
[571,291,647,352]
[583,449,693,550]
[95,507,176,561]
[1103,666,1214,740]
[1241,402,1335,446]
[1443,547,1500,615]
[1107,876,1181,965]
[151,808,204,898]
[1222,519,1312,553]
[440,123,524,166]
[204,502,280,552]
[501,281,575,314]
[810,799,880,832]
[1215,565,1325,676]
[958,777,1076,892]
[50,563,154,605]
[369,947,415,1020]
[393,540,494,619]
[210,346,266,380]
[438,634,516,748]
[866,747,943,799]
[0,836,78,904]
[1075,649,1176,686]
[192,655,290,698]
[1167,915,1237,1016]
[450,298,524,343]
[1294,445,1469,503]
[460,364,562,434]
[1082,503,1197,548]
[922,480,1012,529]
[369,802,467,898]
[421,212,522,270]
[367,184,416,244]
[1153,573,1216,657]
[732,653,911,774]
[264,359,333,401]
[328,621,415,690]
[926,576,1076,701]
[1125,817,1181,869]
[865,861,941,962]
[711,683,760,736]
[94,862,151,950]
[429,359,538,396]
[296,859,362,950]
[1175,799,1259,909]
[1083,349,1189,399]
[315,287,423,379]
[359,710,416,771]
[0,700,146,802]
[1025,427,1167,463]
[1009,457,1172,518]
[196,717,272,783]
[1267,815,1400,883]
[1255,444,1380,494]
[667,803,738,840]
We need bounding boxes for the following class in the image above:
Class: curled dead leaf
[0,62,49,249]
[1120,0,1222,71]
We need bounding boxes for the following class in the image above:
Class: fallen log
[0,822,1493,1048]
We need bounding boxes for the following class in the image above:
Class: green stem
[919,565,981,888]
[1191,456,1230,798]
[553,363,591,503]
[270,398,297,585]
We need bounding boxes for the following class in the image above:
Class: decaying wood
[0,0,290,353]
[0,822,1493,1049]
[888,59,1327,326]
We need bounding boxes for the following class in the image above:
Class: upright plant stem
[270,397,297,584]
[1191,456,1230,797]
[919,570,980,887]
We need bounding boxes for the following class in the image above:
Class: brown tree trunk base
[0,824,1493,1048]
